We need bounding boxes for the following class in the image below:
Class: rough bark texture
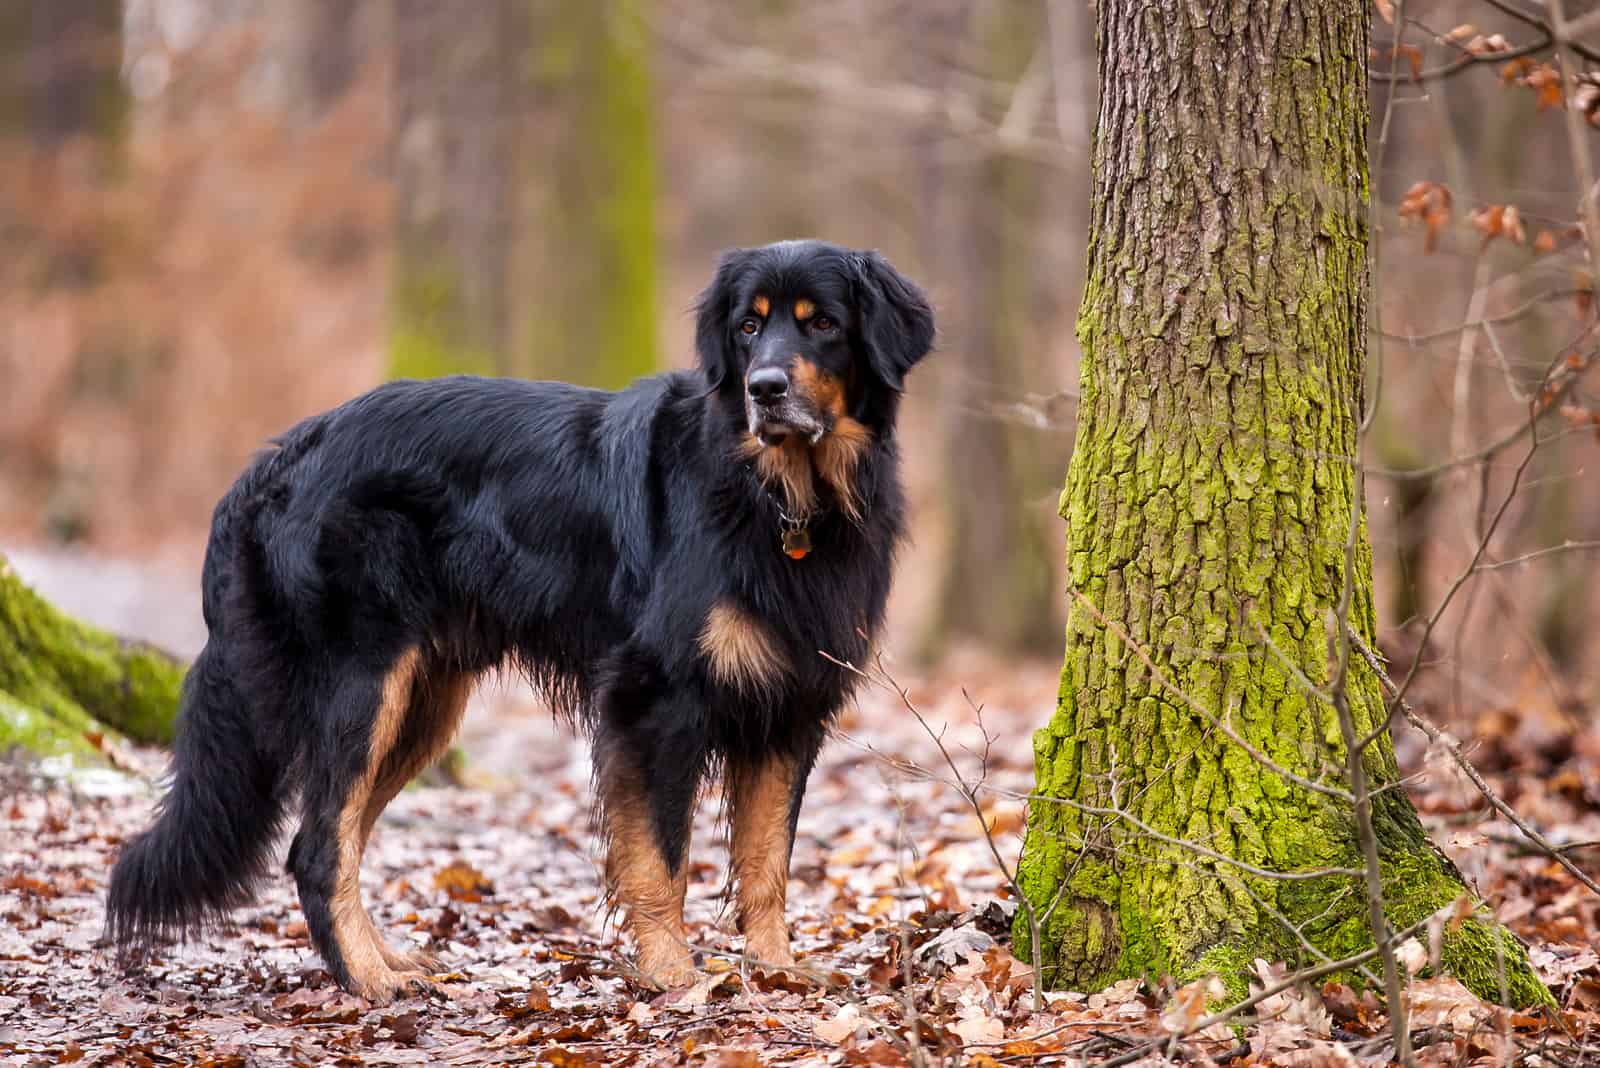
[1012,0,1548,1007]
[0,555,182,761]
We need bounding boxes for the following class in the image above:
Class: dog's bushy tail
[106,641,287,953]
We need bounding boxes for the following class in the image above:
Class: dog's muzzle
[746,367,824,445]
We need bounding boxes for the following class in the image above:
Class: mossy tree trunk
[0,555,183,762]
[523,0,659,388]
[390,0,523,379]
[1011,0,1549,1007]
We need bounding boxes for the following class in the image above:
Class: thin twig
[1351,632,1600,899]
[1355,6,1412,1058]
[1477,538,1600,570]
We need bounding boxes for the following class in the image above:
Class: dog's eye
[739,318,760,336]
[813,316,835,332]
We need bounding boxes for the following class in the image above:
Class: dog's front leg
[595,696,706,989]
[727,751,813,969]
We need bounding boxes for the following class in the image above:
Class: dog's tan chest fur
[699,602,789,692]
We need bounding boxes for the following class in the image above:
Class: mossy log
[1011,0,1550,1009]
[0,554,183,762]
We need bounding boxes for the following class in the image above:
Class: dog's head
[695,240,935,446]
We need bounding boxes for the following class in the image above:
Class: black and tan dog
[106,239,935,1001]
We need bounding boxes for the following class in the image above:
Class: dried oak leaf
[2,873,59,899]
[843,1041,903,1065]
[380,1012,422,1045]
[496,985,553,1021]
[706,1051,763,1068]
[433,861,493,902]
[1389,43,1424,80]
[1465,33,1512,56]
[1399,181,1452,252]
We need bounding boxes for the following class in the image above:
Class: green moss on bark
[0,555,182,761]
[1011,0,1549,1009]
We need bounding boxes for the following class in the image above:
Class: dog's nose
[747,366,789,406]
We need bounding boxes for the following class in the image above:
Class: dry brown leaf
[815,1003,863,1044]
[1397,937,1429,975]
[432,860,493,901]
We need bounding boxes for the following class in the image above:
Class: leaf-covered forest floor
[4,644,1600,1068]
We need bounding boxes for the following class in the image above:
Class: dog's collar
[778,508,813,560]
[749,474,822,560]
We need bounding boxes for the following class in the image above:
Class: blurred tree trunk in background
[928,0,1057,657]
[0,0,126,147]
[390,0,659,386]
[0,555,182,762]
[390,0,522,378]
[523,0,659,388]
[277,0,361,121]
[1012,0,1548,1007]
[1370,429,1433,634]
[28,0,125,147]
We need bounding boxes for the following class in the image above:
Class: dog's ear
[851,250,935,393]
[694,249,754,393]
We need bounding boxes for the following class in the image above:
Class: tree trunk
[1011,0,1548,1007]
[522,0,659,388]
[390,0,659,386]
[390,0,523,378]
[24,0,126,147]
[0,555,183,761]
[930,0,1059,657]
[272,0,363,122]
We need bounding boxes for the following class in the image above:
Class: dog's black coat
[106,240,935,993]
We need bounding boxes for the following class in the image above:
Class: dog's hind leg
[354,667,474,976]
[288,648,431,1002]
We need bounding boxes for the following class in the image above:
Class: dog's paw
[637,956,700,991]
[391,946,443,976]
[350,966,440,1005]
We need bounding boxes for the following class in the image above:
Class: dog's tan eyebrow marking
[793,298,815,321]
[752,294,770,317]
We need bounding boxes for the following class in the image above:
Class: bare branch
[1351,631,1600,899]
[1476,538,1600,570]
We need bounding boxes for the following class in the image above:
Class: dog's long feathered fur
[106,239,935,998]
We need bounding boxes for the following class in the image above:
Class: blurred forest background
[0,0,1597,732]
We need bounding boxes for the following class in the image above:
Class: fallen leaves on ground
[1,654,1597,1065]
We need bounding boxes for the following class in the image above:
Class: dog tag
[782,525,812,560]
